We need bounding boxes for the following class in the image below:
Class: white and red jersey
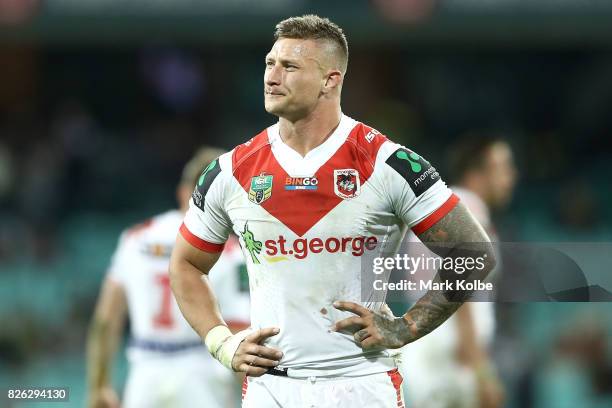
[181,114,458,377]
[107,210,249,363]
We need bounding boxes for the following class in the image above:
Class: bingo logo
[284,177,318,191]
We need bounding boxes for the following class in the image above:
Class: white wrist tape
[204,325,254,370]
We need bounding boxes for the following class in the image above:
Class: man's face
[264,38,329,120]
[482,142,517,209]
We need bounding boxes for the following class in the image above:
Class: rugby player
[87,147,250,408]
[170,15,496,407]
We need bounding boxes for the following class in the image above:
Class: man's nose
[265,64,281,85]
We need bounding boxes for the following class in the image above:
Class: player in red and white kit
[170,15,496,408]
[87,148,250,408]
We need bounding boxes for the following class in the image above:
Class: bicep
[417,202,496,267]
[417,202,489,244]
[170,233,222,277]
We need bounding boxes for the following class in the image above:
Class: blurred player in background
[170,15,496,408]
[402,135,517,408]
[86,147,250,408]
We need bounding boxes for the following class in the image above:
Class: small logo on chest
[284,177,318,191]
[248,173,273,204]
[334,169,361,199]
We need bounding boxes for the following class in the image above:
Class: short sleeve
[381,142,459,235]
[180,153,233,253]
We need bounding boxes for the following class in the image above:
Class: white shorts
[241,369,405,408]
[123,351,239,408]
[402,364,477,408]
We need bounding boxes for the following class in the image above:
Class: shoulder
[127,210,169,233]
[151,209,185,236]
[372,138,444,198]
[343,119,389,166]
[111,216,154,255]
[231,127,273,171]
[121,209,178,240]
[123,217,154,240]
[198,127,273,181]
[343,119,425,169]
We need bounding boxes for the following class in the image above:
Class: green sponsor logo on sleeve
[386,148,440,197]
[396,150,422,173]
[198,160,218,186]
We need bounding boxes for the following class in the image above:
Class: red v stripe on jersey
[232,124,386,236]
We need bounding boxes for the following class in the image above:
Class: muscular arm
[86,279,127,407]
[334,202,496,349]
[169,233,225,339]
[403,201,496,343]
[170,234,282,375]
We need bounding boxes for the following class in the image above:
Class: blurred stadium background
[1,1,611,407]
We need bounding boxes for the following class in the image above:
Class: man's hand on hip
[232,327,284,376]
[332,301,411,350]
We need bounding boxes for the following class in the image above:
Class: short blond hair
[274,14,349,74]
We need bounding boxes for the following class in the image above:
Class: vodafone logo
[264,235,378,259]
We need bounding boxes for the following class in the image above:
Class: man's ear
[322,70,343,94]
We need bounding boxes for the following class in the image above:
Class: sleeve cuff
[411,193,460,235]
[179,223,225,253]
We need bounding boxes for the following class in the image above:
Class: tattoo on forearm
[371,313,412,348]
[404,291,462,342]
[403,202,496,343]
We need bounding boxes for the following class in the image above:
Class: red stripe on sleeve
[411,193,460,235]
[179,223,225,253]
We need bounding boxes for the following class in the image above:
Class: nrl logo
[248,173,273,204]
[334,169,360,199]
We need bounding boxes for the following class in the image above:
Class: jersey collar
[267,113,358,177]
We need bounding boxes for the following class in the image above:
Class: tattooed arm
[333,202,496,349]
[403,201,496,343]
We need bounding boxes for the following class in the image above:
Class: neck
[278,102,342,157]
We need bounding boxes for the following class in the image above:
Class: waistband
[264,367,401,381]
[263,356,397,379]
[128,338,204,353]
[265,367,289,377]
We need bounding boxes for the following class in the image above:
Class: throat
[279,115,342,157]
